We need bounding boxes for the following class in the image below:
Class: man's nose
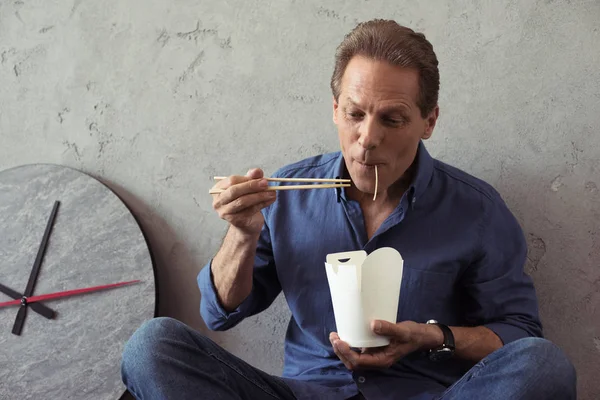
[357,116,383,150]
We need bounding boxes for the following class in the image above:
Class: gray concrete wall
[1,1,598,398]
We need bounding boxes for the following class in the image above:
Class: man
[121,20,576,399]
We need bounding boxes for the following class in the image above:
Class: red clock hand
[0,280,141,308]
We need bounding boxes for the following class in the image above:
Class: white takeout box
[325,247,404,348]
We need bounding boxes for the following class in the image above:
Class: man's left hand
[329,320,434,370]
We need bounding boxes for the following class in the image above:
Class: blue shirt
[198,141,542,400]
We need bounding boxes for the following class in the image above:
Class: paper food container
[325,247,404,348]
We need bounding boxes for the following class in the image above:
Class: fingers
[330,324,419,371]
[329,333,355,370]
[209,169,277,233]
[214,176,267,203]
[211,168,264,193]
[330,332,397,370]
[216,189,276,218]
[212,170,274,213]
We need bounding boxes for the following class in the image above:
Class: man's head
[331,19,440,200]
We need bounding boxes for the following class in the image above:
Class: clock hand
[12,200,60,335]
[0,280,141,308]
[0,282,55,319]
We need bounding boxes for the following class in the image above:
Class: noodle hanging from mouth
[373,165,378,201]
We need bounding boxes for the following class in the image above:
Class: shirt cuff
[197,260,252,331]
[484,321,534,345]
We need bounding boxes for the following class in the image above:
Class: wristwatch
[426,319,455,361]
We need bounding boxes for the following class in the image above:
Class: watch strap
[425,320,455,361]
[434,323,455,350]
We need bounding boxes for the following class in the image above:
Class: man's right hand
[211,168,277,236]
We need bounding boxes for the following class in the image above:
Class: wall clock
[0,164,157,400]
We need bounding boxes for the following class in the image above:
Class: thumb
[372,320,401,337]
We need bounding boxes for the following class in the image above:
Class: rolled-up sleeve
[197,212,282,331]
[461,192,543,344]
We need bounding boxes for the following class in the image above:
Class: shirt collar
[409,140,434,208]
[333,140,434,207]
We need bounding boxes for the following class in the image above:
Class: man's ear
[422,106,439,140]
[333,96,339,125]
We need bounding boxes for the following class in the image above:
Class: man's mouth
[356,160,382,168]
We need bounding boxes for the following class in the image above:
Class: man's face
[333,55,438,198]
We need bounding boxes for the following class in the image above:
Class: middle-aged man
[121,19,577,400]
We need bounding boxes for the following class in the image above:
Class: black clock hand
[12,200,60,335]
[0,282,55,319]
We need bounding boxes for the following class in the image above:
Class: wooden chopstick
[213,176,351,183]
[209,183,350,194]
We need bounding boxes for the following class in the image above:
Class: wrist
[418,323,445,351]
[228,225,261,245]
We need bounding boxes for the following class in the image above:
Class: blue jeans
[121,317,576,400]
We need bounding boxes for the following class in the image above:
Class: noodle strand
[373,165,378,201]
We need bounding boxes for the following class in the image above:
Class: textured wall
[1,1,599,398]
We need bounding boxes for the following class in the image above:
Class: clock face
[0,164,156,400]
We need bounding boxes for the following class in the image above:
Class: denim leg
[120,317,297,400]
[438,337,576,400]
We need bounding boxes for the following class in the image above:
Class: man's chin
[349,180,375,196]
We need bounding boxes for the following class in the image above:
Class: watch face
[429,347,454,362]
[0,164,156,400]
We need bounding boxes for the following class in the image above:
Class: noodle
[373,165,378,201]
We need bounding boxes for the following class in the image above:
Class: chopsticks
[214,177,350,183]
[209,176,351,194]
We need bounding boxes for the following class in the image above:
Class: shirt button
[412,197,417,203]
[358,376,366,383]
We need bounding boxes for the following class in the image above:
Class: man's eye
[384,117,405,126]
[348,112,363,119]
